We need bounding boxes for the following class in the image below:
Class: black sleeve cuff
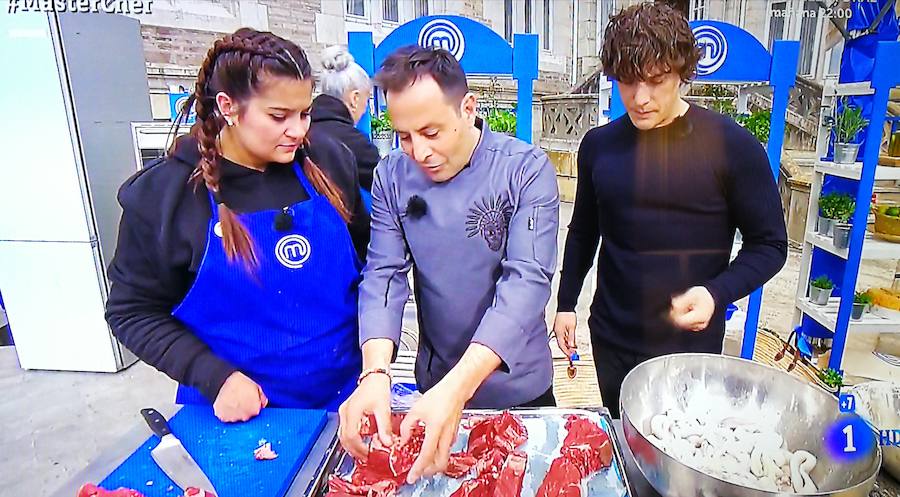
[190,355,239,403]
[556,295,578,313]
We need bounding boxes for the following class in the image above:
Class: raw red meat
[494,451,528,497]
[328,412,528,497]
[359,413,405,438]
[448,450,528,497]
[330,413,424,495]
[446,453,479,478]
[328,476,398,497]
[183,489,216,497]
[559,416,613,475]
[536,458,583,497]
[76,484,215,497]
[534,416,613,497]
[467,412,527,458]
[253,441,278,460]
[448,452,502,497]
[450,476,492,497]
[77,485,145,497]
[449,452,505,497]
[450,413,529,497]
[350,432,421,486]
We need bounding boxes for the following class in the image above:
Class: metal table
[50,413,899,497]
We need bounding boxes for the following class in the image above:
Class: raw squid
[647,408,818,493]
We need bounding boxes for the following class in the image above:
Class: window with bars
[525,0,532,33]
[346,0,365,17]
[542,0,551,50]
[383,0,398,22]
[825,40,843,76]
[599,0,615,37]
[798,0,819,75]
[767,1,786,50]
[690,0,706,20]
[504,0,513,42]
[414,0,428,17]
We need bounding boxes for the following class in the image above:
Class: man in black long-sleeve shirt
[554,3,787,417]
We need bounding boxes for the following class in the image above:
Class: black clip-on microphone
[407,195,427,219]
[274,206,293,232]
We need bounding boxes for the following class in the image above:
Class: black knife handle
[141,408,173,438]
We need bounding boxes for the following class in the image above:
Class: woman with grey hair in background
[312,46,380,207]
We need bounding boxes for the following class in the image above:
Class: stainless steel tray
[316,408,633,497]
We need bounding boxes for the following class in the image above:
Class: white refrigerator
[0,11,151,371]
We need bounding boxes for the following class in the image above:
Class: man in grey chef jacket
[338,46,559,483]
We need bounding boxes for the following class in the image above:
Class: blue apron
[173,163,362,411]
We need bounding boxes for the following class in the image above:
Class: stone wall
[130,0,583,120]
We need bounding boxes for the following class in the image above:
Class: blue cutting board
[100,406,327,497]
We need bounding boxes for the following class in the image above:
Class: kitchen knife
[141,408,219,496]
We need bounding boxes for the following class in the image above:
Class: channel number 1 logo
[824,394,875,462]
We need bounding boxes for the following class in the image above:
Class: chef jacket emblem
[466,195,513,251]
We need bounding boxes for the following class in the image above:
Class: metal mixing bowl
[848,381,900,480]
[620,354,882,497]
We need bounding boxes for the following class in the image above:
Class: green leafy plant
[694,84,738,117]
[835,195,856,223]
[818,368,844,388]
[485,108,517,135]
[711,98,737,117]
[811,275,834,290]
[736,110,771,144]
[695,84,735,99]
[819,192,854,220]
[885,206,900,217]
[371,111,393,135]
[834,100,868,144]
[854,291,873,305]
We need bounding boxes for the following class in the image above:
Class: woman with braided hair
[105,28,370,421]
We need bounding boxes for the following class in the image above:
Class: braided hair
[177,28,351,269]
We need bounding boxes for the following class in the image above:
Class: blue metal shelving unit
[793,41,900,382]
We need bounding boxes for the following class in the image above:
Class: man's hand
[400,379,467,484]
[553,312,577,357]
[213,371,268,422]
[669,286,716,332]
[402,343,500,484]
[338,372,393,460]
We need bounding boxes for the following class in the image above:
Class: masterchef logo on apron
[275,234,311,268]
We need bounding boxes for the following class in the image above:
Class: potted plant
[832,101,868,164]
[371,111,394,157]
[818,192,851,236]
[486,108,517,136]
[818,367,844,394]
[832,195,856,249]
[735,109,771,145]
[809,275,835,306]
[852,291,872,321]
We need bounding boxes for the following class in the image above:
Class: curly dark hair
[600,2,701,84]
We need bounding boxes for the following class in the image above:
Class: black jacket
[311,94,381,191]
[105,131,370,402]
